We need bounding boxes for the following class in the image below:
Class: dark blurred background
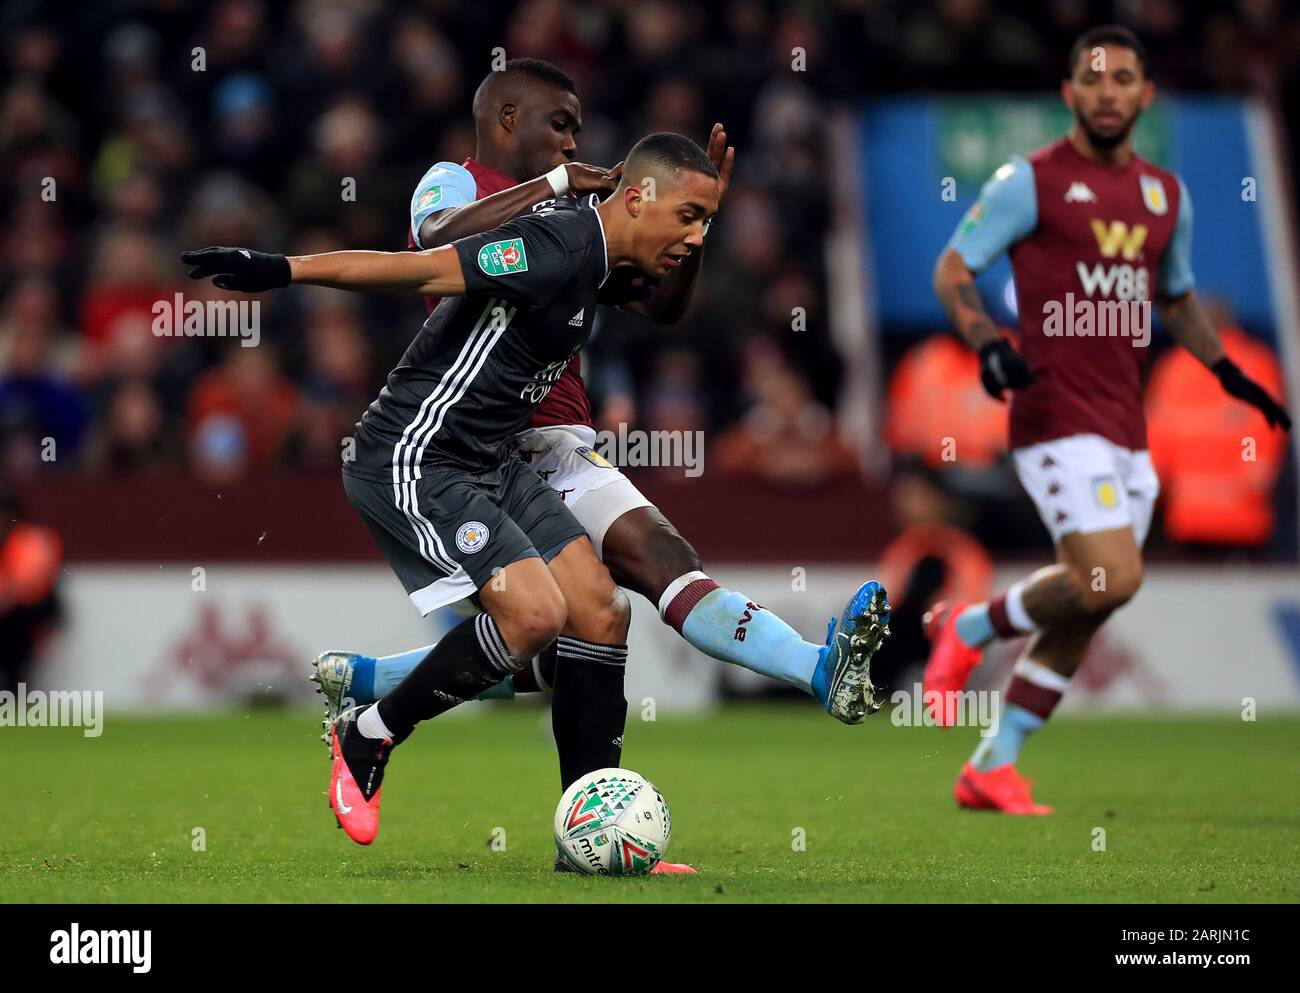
[1,0,1298,566]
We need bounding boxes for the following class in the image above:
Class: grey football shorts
[342,451,587,616]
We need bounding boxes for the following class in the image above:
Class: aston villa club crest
[1092,476,1120,510]
[1139,174,1168,216]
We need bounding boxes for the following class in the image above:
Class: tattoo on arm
[946,282,999,346]
[954,283,983,312]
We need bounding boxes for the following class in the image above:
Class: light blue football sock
[371,646,434,698]
[678,587,821,694]
[954,602,997,648]
[364,644,516,702]
[970,704,1044,771]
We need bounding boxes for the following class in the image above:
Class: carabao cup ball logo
[456,521,490,554]
[553,767,669,876]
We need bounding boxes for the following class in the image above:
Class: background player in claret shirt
[310,59,891,732]
[925,26,1291,815]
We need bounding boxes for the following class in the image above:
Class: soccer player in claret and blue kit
[926,25,1290,814]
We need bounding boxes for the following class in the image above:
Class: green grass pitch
[2,705,1297,903]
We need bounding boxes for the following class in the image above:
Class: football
[553,767,672,876]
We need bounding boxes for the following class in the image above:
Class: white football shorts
[513,424,654,559]
[1012,432,1160,547]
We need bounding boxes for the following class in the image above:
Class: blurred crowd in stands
[1,0,1298,556]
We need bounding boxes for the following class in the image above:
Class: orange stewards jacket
[0,523,63,607]
[1147,326,1288,546]
[886,335,1008,468]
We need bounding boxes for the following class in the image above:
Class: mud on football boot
[311,651,373,750]
[328,705,392,845]
[811,580,891,724]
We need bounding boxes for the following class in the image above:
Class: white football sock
[356,704,395,741]
[1005,579,1036,633]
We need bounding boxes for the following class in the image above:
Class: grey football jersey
[346,195,609,480]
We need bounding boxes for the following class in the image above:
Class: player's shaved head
[599,131,720,279]
[619,132,718,194]
[472,58,576,123]
[470,58,582,181]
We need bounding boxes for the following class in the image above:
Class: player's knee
[570,580,631,644]
[1109,563,1144,607]
[1090,560,1143,612]
[604,586,632,641]
[500,591,567,660]
[530,592,570,651]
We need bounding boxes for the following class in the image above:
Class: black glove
[182,247,291,293]
[977,339,1033,400]
[1213,357,1291,430]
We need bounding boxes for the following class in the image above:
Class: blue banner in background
[860,96,1277,339]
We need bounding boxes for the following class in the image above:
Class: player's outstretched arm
[288,247,468,296]
[1157,289,1291,430]
[933,247,1032,400]
[182,245,468,297]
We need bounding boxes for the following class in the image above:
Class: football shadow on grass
[336,859,699,884]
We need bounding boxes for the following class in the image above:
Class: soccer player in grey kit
[185,132,889,848]
[316,61,890,744]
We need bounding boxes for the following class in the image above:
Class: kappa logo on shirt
[1064,181,1098,203]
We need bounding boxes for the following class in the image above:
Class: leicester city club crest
[456,521,490,554]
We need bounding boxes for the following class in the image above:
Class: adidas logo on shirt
[1064,182,1098,203]
[568,308,584,326]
